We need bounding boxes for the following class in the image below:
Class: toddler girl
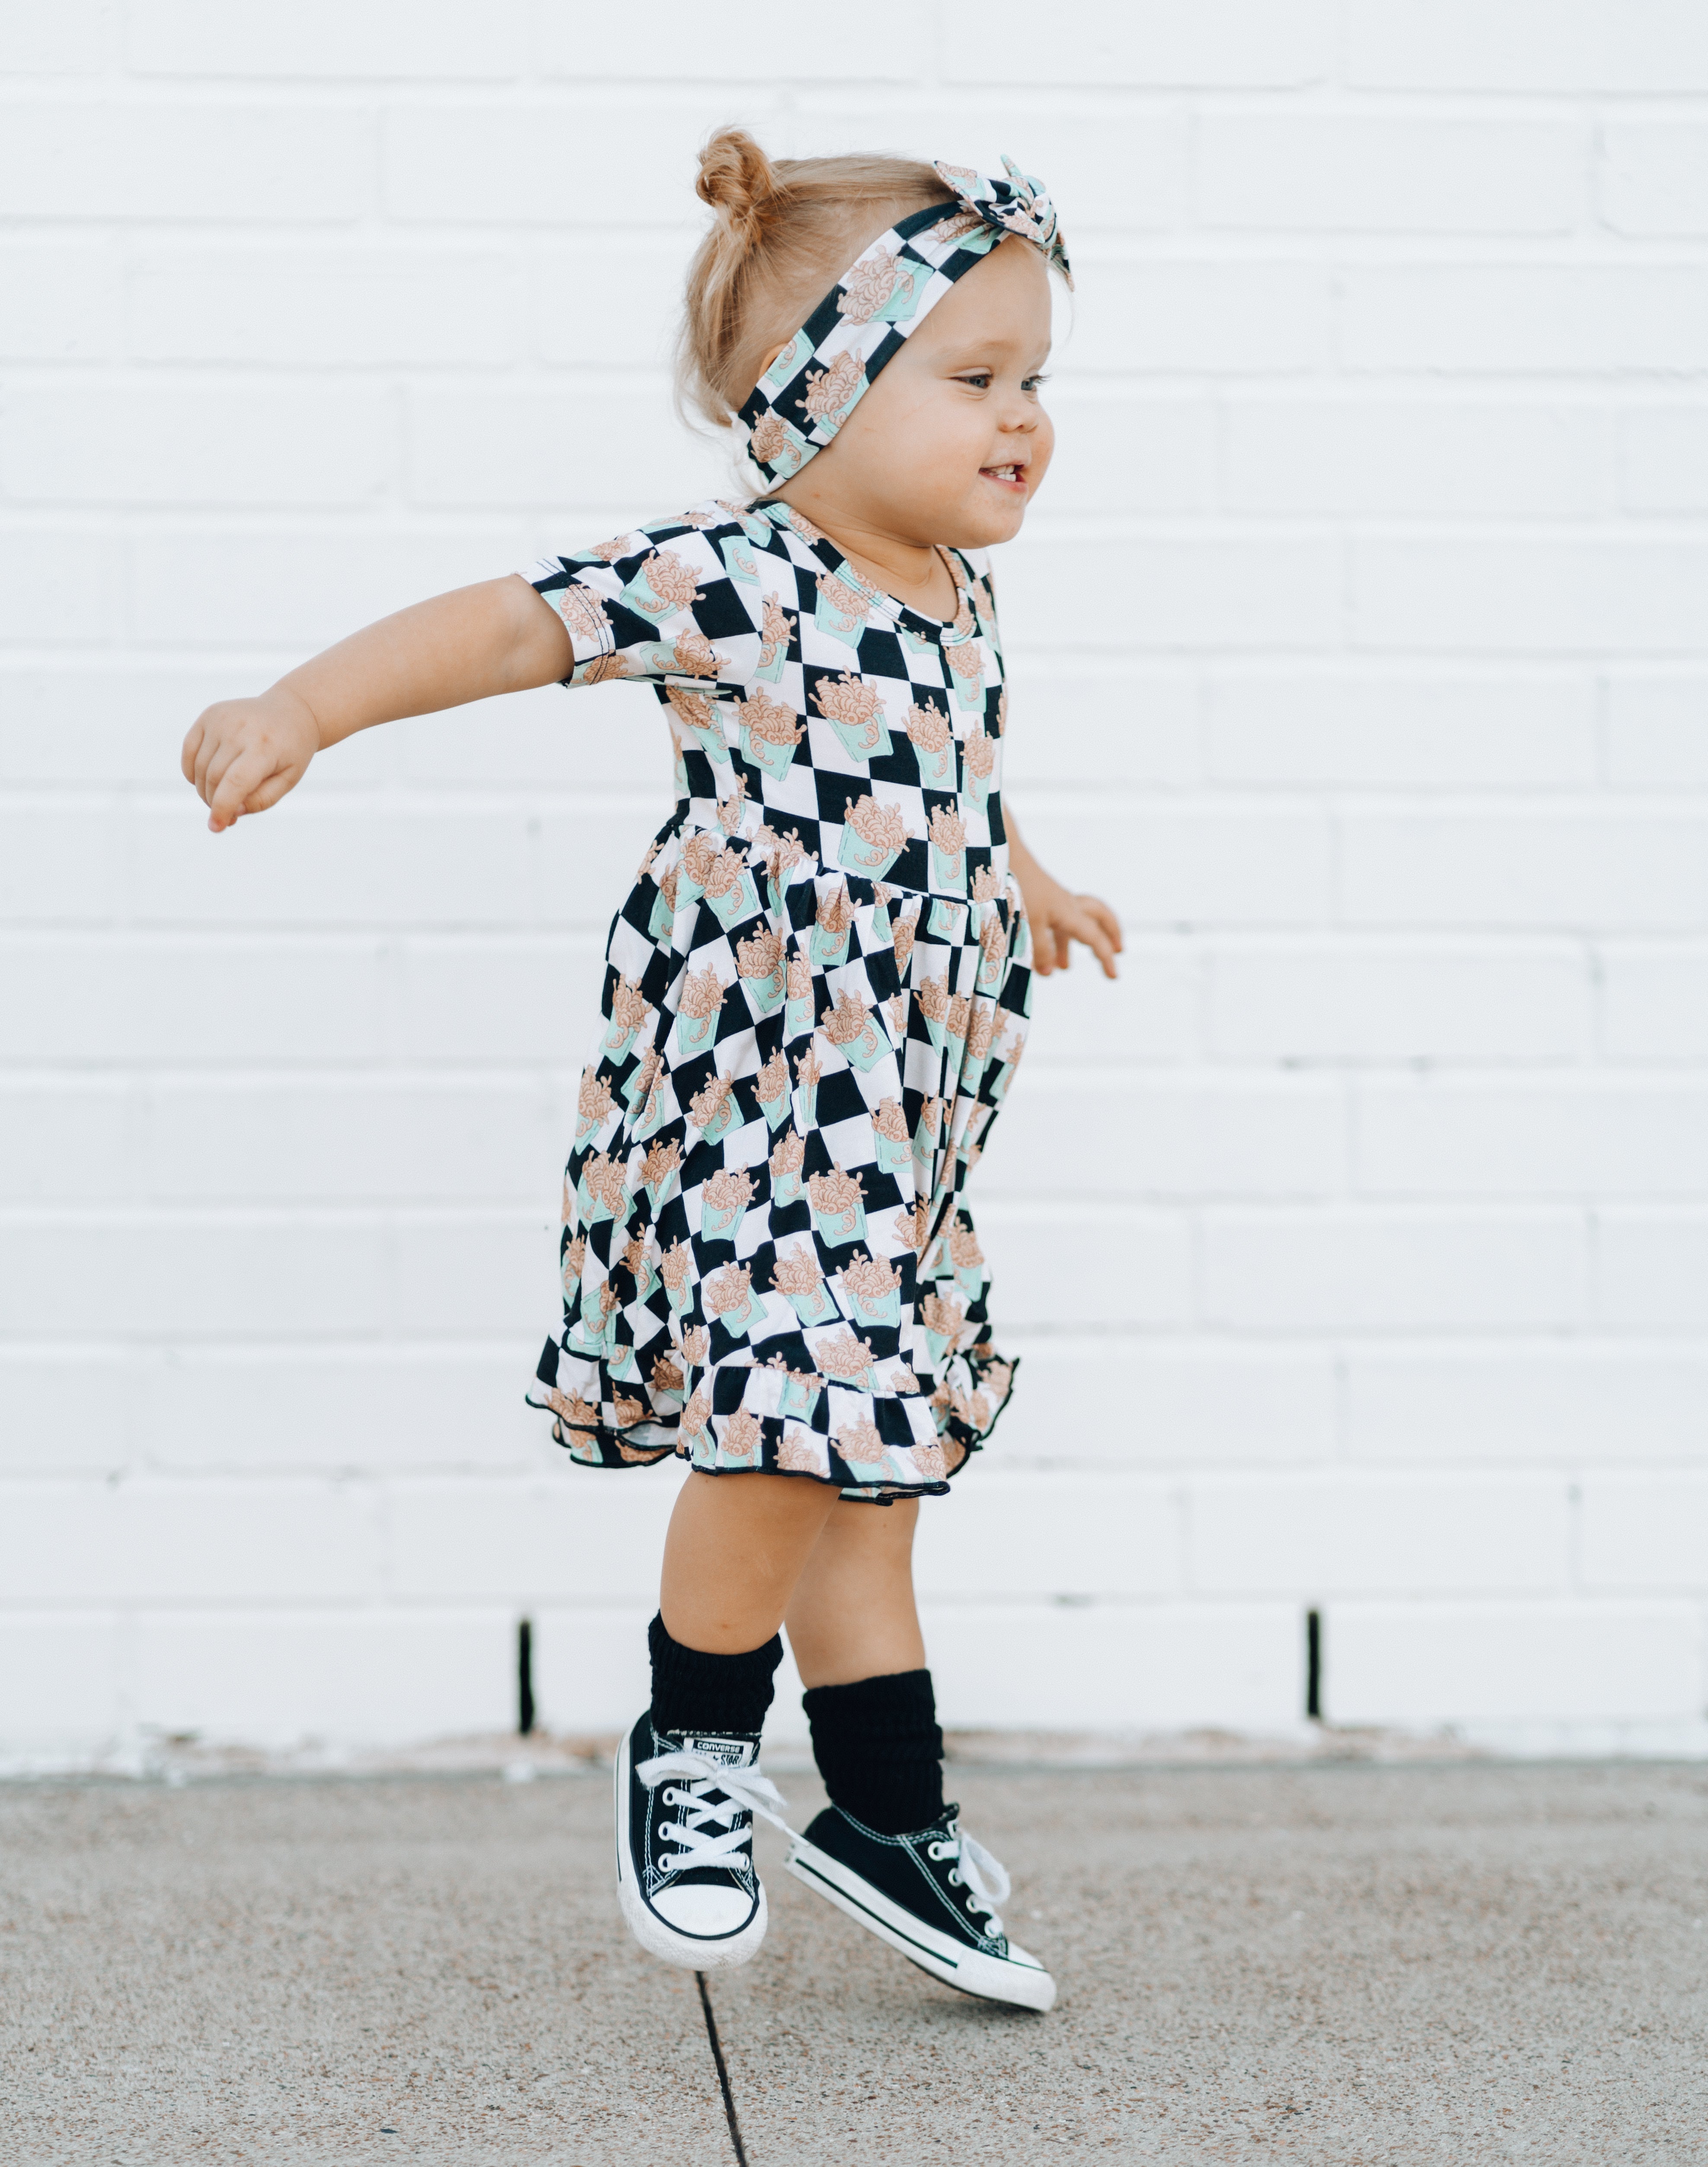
[182,129,1121,2014]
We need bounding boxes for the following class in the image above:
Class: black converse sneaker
[613,1710,790,1970]
[787,1803,1056,2012]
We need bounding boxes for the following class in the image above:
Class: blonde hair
[677,128,956,430]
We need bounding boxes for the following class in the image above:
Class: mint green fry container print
[761,828,805,917]
[666,686,731,773]
[705,1263,759,1341]
[813,572,875,651]
[755,1049,793,1133]
[574,1068,616,1147]
[755,593,795,684]
[916,974,951,1054]
[679,1381,713,1457]
[958,1102,994,1167]
[626,1244,661,1307]
[821,988,889,1074]
[793,1047,822,1130]
[720,533,761,589]
[975,906,1009,994]
[837,248,926,327]
[737,929,787,1017]
[737,687,803,782]
[784,951,817,1039]
[948,1219,988,1303]
[905,702,954,789]
[674,828,719,910]
[704,850,759,932]
[619,546,705,624]
[873,1097,912,1175]
[628,1063,672,1143]
[776,1366,823,1425]
[661,1240,694,1318]
[963,723,996,815]
[688,1072,741,1148]
[773,1245,837,1327]
[769,1127,806,1206]
[814,1328,877,1394]
[699,1167,754,1245]
[713,1409,767,1469]
[912,1092,943,1176]
[814,671,892,756]
[672,963,726,1057]
[764,325,814,388]
[602,975,652,1062]
[830,1416,891,1491]
[575,1150,624,1229]
[808,1163,867,1248]
[838,1251,903,1328]
[810,883,857,969]
[928,805,968,895]
[647,865,678,942]
[639,1135,680,1213]
[921,1287,967,1371]
[942,990,971,1070]
[836,797,910,881]
[747,409,809,480]
[928,896,963,942]
[944,628,986,711]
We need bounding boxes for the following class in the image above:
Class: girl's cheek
[1028,415,1056,489]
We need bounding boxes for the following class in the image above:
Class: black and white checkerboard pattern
[523,499,1031,1500]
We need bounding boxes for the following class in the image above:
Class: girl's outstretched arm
[181,575,573,833]
[1006,809,1123,979]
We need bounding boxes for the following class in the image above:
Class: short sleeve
[520,513,761,691]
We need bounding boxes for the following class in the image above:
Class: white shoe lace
[636,1747,792,1879]
[926,1825,1012,1937]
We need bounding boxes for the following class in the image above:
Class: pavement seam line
[695,1969,750,2167]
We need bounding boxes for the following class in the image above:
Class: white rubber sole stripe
[613,1725,769,1972]
[786,1834,1056,2013]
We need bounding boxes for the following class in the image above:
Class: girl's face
[776,235,1056,550]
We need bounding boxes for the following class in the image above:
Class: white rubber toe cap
[651,1883,757,1938]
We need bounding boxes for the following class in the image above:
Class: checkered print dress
[522,498,1031,1501]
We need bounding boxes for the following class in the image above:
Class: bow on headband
[737,156,1072,487]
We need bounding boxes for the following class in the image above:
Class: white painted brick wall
[4,2,1707,1768]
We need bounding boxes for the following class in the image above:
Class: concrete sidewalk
[3,1761,1705,2164]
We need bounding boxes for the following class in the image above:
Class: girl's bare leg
[659,1470,841,1652]
[785,1497,927,1688]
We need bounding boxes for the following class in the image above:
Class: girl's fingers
[207,748,271,830]
[193,727,223,801]
[1067,900,1120,979]
[1082,894,1125,952]
[243,764,301,814]
[199,737,240,809]
[180,721,204,785]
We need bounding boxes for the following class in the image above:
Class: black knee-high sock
[648,1612,783,1739]
[802,1669,945,1835]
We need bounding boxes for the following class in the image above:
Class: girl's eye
[1023,372,1051,393]
[956,372,993,390]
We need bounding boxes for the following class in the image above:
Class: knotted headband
[737,155,1072,488]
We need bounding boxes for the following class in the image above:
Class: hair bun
[696,127,778,247]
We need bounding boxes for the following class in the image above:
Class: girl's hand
[182,686,320,833]
[1012,848,1123,978]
